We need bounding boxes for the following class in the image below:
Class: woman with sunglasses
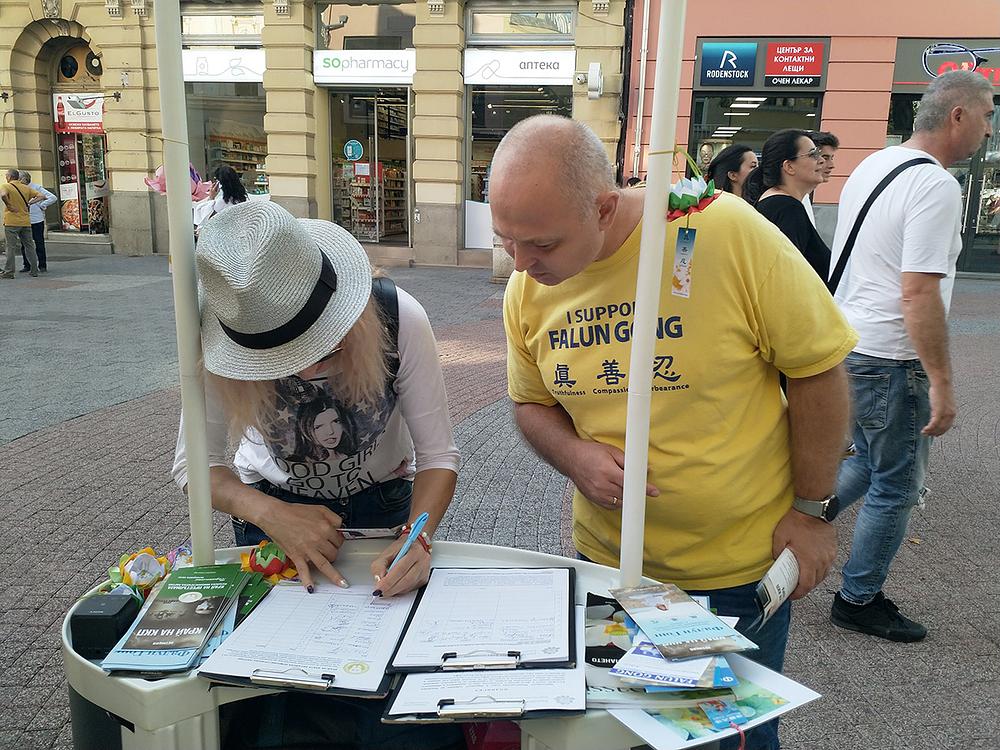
[172,200,460,601]
[744,129,831,281]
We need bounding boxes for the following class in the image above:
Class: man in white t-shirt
[828,70,994,641]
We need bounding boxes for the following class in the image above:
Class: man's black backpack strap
[371,276,401,385]
[827,157,935,294]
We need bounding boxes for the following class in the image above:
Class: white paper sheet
[198,581,416,692]
[392,568,571,668]
[608,655,821,749]
[387,606,586,718]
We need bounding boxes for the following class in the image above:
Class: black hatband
[218,252,338,350]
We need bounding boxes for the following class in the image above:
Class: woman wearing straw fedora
[172,200,460,602]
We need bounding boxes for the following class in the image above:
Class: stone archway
[7,19,99,177]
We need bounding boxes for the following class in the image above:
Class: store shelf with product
[339,161,408,242]
[207,133,268,194]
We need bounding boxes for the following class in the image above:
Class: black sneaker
[831,591,927,642]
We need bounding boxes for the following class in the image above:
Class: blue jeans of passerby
[231,477,413,546]
[579,554,790,750]
[836,352,931,605]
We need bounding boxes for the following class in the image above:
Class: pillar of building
[572,1,626,164]
[411,0,466,265]
[262,0,320,219]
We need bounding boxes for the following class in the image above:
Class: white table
[63,541,674,750]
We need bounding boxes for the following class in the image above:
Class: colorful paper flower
[143,164,213,201]
[667,176,720,222]
[241,540,297,585]
[108,547,170,599]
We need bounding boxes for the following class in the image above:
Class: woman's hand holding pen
[370,520,432,598]
[258,497,348,592]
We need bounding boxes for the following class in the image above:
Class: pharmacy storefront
[315,50,415,246]
[463,47,574,249]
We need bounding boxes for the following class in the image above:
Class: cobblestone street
[1,255,998,749]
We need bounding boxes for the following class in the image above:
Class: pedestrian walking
[746,129,831,281]
[829,70,994,642]
[706,144,757,200]
[18,171,57,273]
[1,168,44,278]
[802,131,840,226]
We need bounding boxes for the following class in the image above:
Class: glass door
[958,101,1000,272]
[374,94,409,244]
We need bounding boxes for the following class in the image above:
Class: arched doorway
[10,21,113,246]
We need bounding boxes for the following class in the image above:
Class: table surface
[61,541,653,750]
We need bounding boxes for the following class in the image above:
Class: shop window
[185,82,268,194]
[466,5,575,45]
[688,94,821,175]
[319,3,416,51]
[467,85,571,202]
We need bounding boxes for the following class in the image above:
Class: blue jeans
[578,554,790,750]
[232,477,413,546]
[836,353,931,605]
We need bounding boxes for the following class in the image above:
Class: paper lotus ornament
[144,164,212,201]
[667,175,719,222]
[109,547,170,598]
[241,540,297,584]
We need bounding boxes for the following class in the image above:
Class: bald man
[496,115,856,750]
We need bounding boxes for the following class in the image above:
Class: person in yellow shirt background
[494,115,857,750]
[1,168,44,278]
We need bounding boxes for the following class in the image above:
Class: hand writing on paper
[260,500,348,592]
[771,509,836,600]
[569,440,660,510]
[371,535,432,597]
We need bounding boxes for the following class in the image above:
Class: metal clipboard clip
[439,650,521,671]
[249,668,336,691]
[437,696,527,719]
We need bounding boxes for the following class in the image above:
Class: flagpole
[619,0,688,587]
[153,0,216,565]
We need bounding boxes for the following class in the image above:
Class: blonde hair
[211,294,390,443]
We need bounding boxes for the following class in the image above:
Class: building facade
[1,0,628,265]
[622,0,1000,274]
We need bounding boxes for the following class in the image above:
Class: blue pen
[372,512,429,598]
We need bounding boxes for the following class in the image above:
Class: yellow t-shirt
[503,193,859,590]
[1,182,40,227]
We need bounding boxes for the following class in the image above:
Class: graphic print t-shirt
[173,287,459,500]
[504,192,858,590]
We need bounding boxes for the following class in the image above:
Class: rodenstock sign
[313,50,416,85]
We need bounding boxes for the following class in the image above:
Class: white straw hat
[196,200,372,380]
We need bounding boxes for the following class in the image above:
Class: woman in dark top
[744,129,831,281]
[706,144,757,200]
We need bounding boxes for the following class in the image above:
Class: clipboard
[381,694,585,724]
[381,604,587,724]
[199,666,398,699]
[388,567,577,673]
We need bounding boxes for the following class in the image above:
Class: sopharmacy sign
[314,49,416,85]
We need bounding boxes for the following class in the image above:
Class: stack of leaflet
[602,584,755,702]
[101,564,251,676]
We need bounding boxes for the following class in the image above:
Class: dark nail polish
[371,589,382,598]
[307,585,314,594]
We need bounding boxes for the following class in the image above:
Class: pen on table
[371,511,430,599]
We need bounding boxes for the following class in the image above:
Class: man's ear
[596,190,619,230]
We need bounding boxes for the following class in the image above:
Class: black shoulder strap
[828,157,935,294]
[371,276,400,384]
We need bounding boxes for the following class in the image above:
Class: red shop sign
[764,42,824,86]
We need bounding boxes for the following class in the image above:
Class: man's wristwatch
[792,493,840,523]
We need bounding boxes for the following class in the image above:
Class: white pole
[153,0,216,566]
[619,0,688,588]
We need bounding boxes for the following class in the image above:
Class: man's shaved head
[491,115,616,217]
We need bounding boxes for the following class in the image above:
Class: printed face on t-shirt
[312,408,344,451]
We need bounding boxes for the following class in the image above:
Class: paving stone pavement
[0,255,997,749]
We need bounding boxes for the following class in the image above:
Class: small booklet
[751,548,799,631]
[611,642,739,690]
[102,564,249,675]
[609,584,757,660]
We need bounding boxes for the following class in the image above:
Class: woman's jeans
[232,477,413,546]
[836,352,931,605]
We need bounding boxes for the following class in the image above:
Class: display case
[207,134,268,194]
